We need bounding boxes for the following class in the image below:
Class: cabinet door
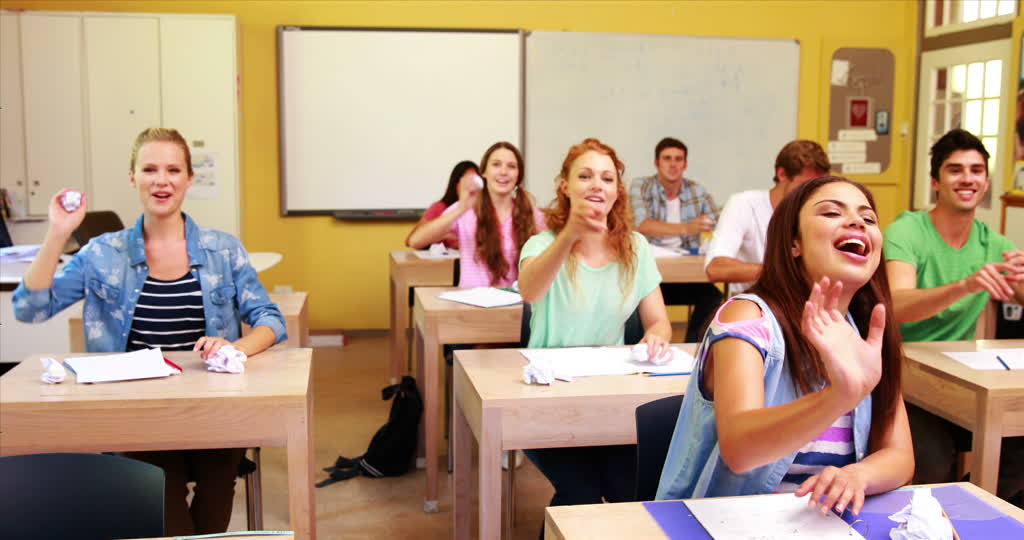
[0,13,28,217]
[160,16,240,237]
[84,16,162,227]
[20,14,87,215]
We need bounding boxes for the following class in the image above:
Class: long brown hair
[746,176,903,433]
[476,142,538,284]
[545,138,636,295]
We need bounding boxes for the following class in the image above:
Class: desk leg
[973,393,1003,493]
[479,408,502,540]
[287,393,317,540]
[453,392,473,540]
[415,327,426,465]
[422,327,441,513]
[389,277,405,384]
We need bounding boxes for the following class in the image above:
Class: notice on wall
[837,128,877,142]
[842,162,882,175]
[187,152,219,200]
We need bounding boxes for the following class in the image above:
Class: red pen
[164,357,183,373]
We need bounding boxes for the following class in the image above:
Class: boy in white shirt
[705,140,830,295]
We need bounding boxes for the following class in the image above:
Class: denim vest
[655,293,872,500]
[13,213,287,353]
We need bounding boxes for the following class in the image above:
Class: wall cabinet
[0,10,240,237]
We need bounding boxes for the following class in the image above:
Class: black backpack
[316,375,423,487]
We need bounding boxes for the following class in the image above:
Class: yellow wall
[1,0,919,329]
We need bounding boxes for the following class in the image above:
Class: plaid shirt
[629,175,719,250]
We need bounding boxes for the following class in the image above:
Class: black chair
[72,210,125,251]
[634,394,685,501]
[0,452,165,539]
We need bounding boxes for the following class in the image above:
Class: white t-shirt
[662,197,683,249]
[704,190,773,296]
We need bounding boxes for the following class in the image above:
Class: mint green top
[519,230,662,348]
[884,210,1014,342]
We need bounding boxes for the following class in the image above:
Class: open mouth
[584,195,605,203]
[834,235,869,257]
[955,188,976,201]
[152,192,172,201]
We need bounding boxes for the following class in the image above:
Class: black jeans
[524,445,636,538]
[659,282,723,343]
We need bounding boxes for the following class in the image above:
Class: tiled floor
[224,335,558,540]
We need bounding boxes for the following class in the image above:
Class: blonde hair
[129,128,193,175]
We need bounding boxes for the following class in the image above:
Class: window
[926,0,1017,36]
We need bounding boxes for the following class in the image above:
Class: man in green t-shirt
[884,128,1024,506]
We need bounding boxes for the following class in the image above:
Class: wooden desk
[452,346,692,539]
[389,251,456,383]
[654,254,708,283]
[413,286,520,513]
[66,292,310,353]
[1000,191,1024,235]
[543,482,1024,539]
[902,340,1024,493]
[0,349,317,540]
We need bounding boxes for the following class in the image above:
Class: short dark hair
[929,129,989,180]
[773,140,830,183]
[655,137,688,161]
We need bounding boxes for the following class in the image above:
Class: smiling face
[130,141,193,218]
[792,181,882,289]
[655,147,687,184]
[560,150,619,218]
[482,147,520,197]
[932,149,989,213]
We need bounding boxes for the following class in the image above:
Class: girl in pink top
[408,142,545,287]
[405,160,478,250]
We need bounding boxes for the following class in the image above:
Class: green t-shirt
[518,230,662,348]
[884,210,1015,342]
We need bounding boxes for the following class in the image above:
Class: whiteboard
[525,31,799,210]
[279,27,522,216]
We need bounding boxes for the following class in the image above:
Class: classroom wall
[1,0,919,330]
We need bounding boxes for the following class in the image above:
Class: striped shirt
[126,272,206,351]
[777,412,856,493]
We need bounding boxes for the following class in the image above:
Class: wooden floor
[224,334,558,539]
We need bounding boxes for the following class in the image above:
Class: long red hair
[545,138,636,295]
[476,142,538,284]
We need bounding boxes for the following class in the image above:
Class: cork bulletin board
[828,48,895,175]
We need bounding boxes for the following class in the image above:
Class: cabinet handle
[16,180,23,186]
[32,180,40,186]
[30,191,36,196]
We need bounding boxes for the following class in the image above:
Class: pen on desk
[996,355,1012,371]
[646,371,690,377]
[941,508,961,540]
[164,357,183,373]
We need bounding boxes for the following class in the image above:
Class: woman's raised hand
[801,276,885,405]
[47,189,88,239]
[563,199,607,240]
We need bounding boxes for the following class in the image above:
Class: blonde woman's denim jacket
[13,213,287,353]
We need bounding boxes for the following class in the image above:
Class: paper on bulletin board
[831,59,850,86]
[829,152,867,164]
[828,141,866,153]
[843,162,881,175]
[187,152,219,200]
[837,129,877,142]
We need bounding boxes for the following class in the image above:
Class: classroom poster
[188,152,219,200]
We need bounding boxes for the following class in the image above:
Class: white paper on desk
[0,244,43,262]
[685,493,862,539]
[942,349,1024,370]
[412,245,460,259]
[438,287,521,308]
[64,348,178,384]
[519,346,695,378]
[650,245,690,258]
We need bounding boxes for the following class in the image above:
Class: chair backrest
[0,452,165,539]
[519,303,644,348]
[634,394,685,501]
[72,211,125,250]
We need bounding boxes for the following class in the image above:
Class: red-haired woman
[517,138,672,521]
[407,142,543,287]
[657,176,913,518]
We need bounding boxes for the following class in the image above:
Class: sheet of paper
[64,348,178,384]
[651,245,693,258]
[831,59,850,86]
[438,287,521,308]
[942,349,1024,370]
[519,346,695,378]
[0,244,42,262]
[685,493,862,539]
[842,162,881,175]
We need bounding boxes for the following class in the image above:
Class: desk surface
[902,339,1024,393]
[544,482,1024,539]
